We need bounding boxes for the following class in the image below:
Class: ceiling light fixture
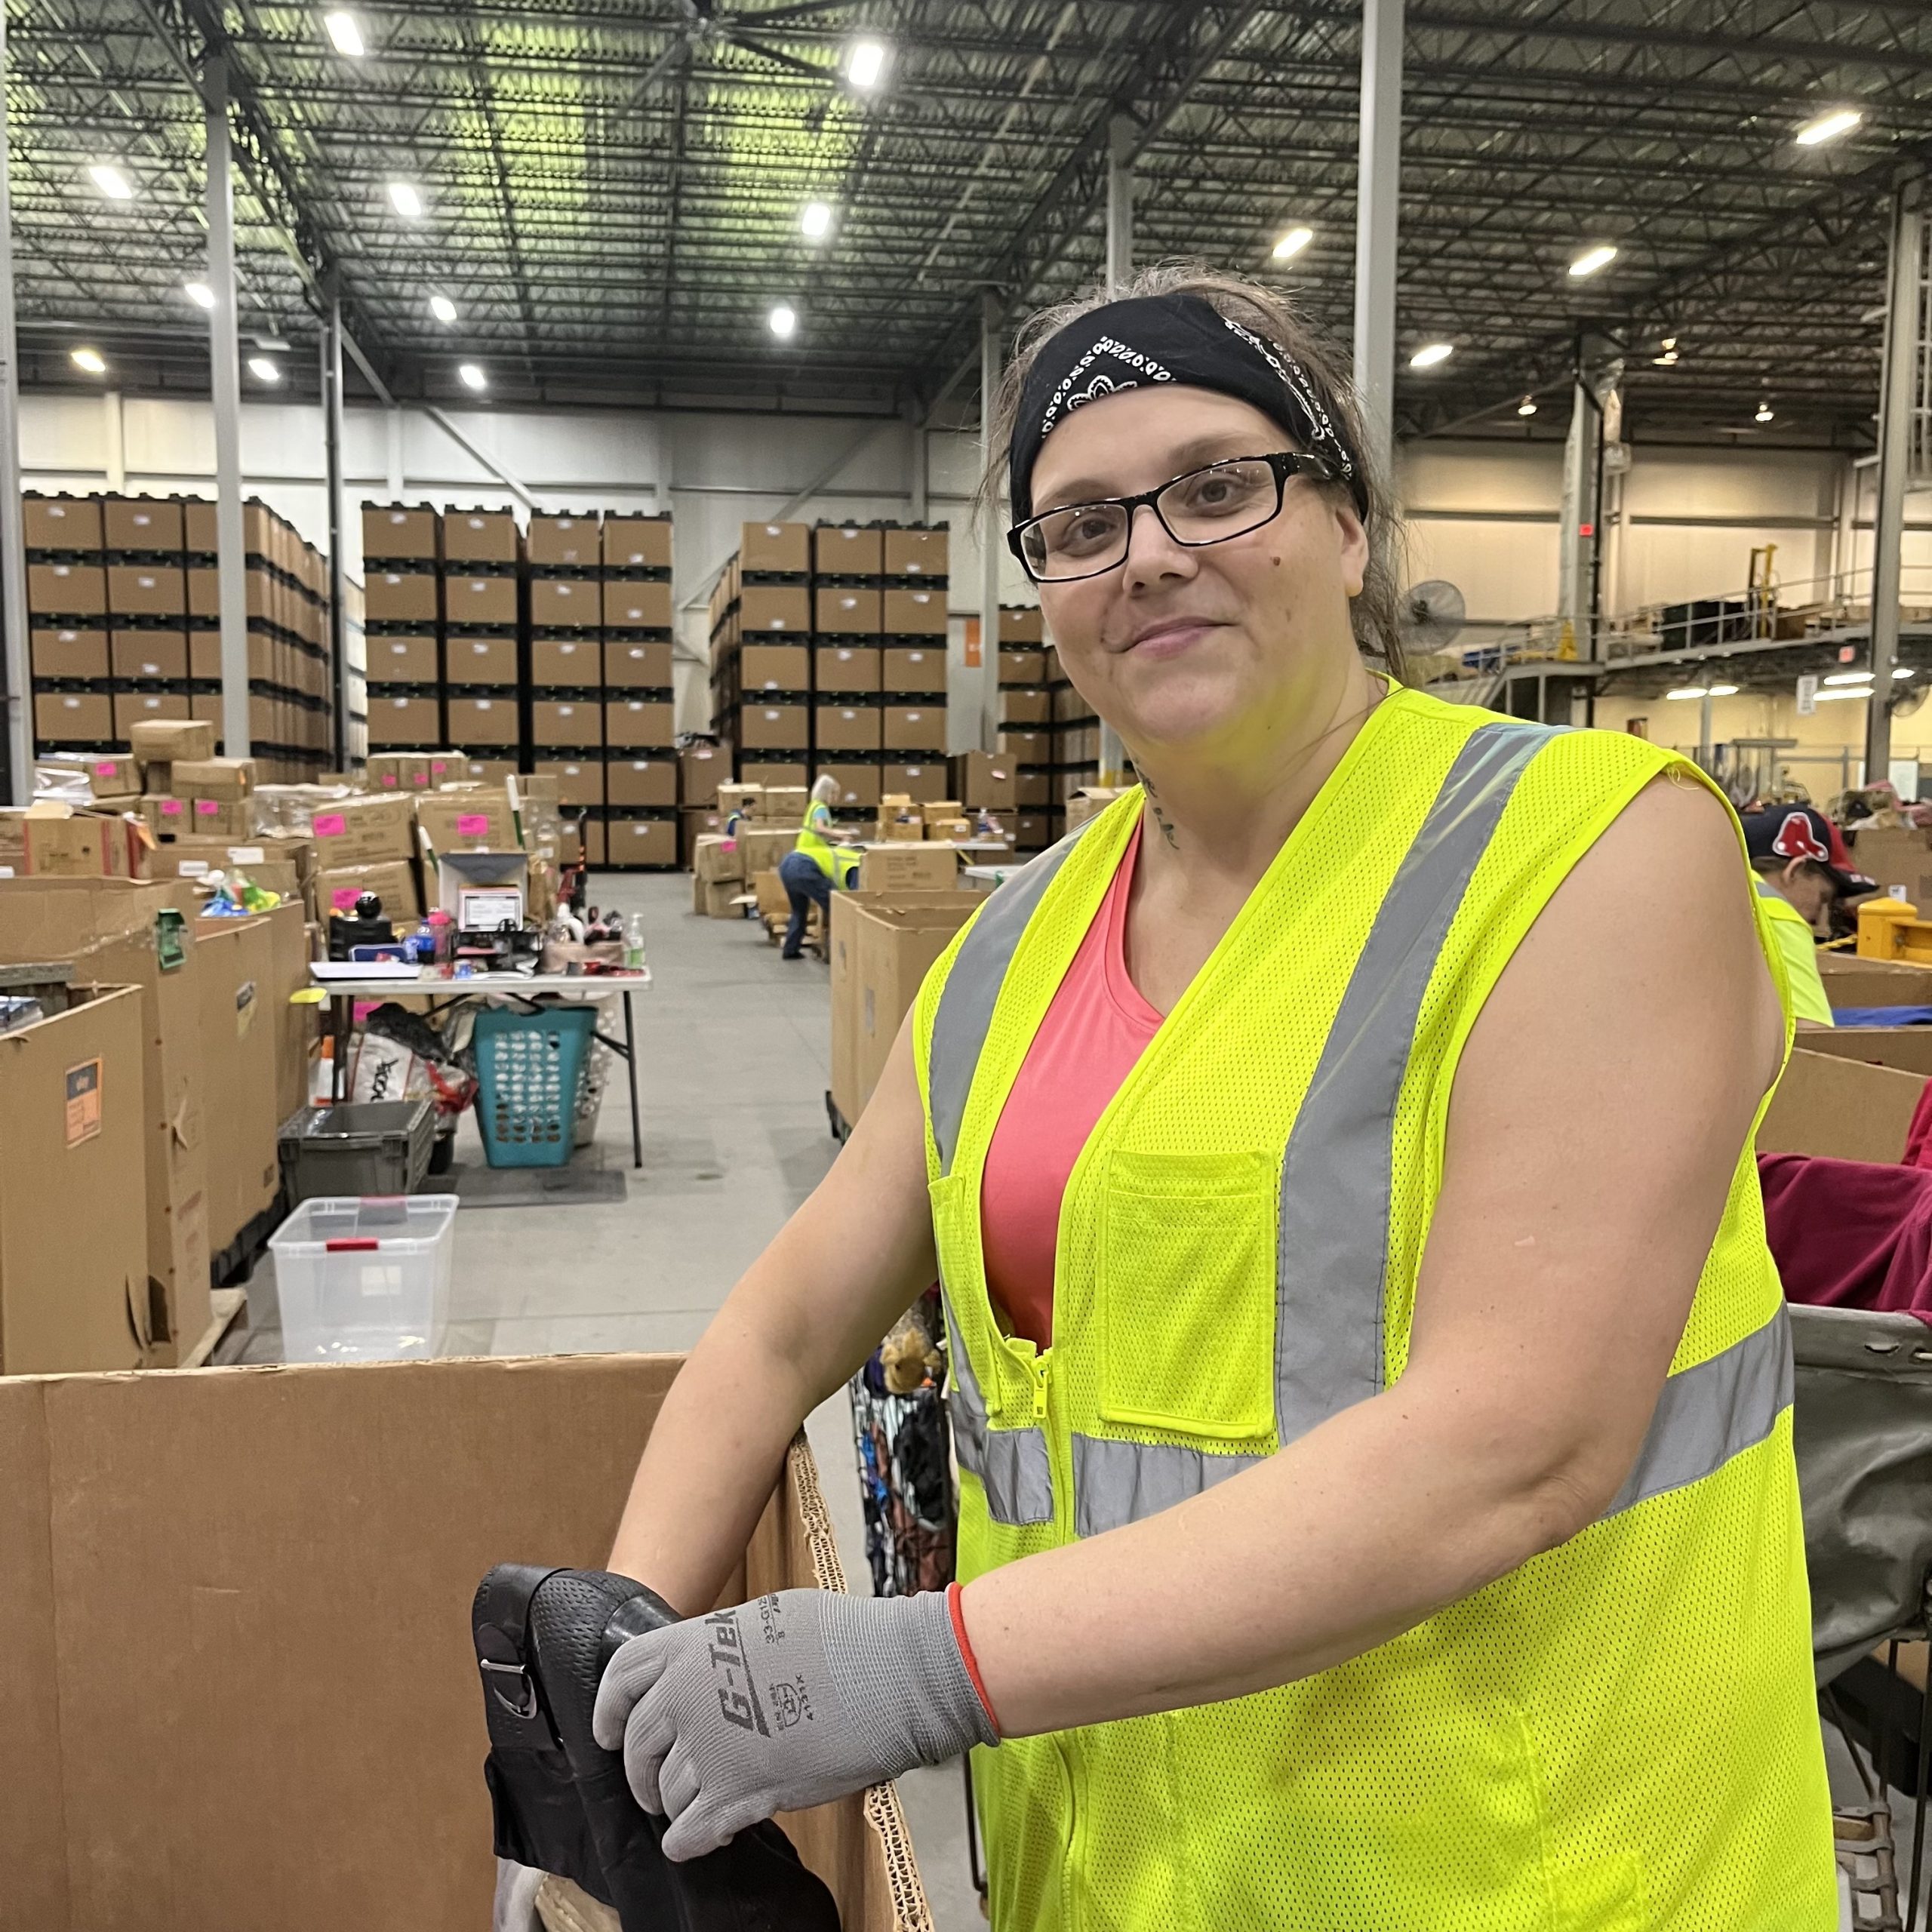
[1568,243,1618,278]
[1816,685,1878,702]
[248,356,281,383]
[458,363,488,392]
[1755,401,1774,423]
[323,11,365,55]
[1706,684,1740,697]
[70,347,106,375]
[845,38,887,88]
[184,281,215,310]
[1895,666,1915,679]
[1272,226,1312,262]
[388,181,423,219]
[1409,342,1454,368]
[1823,671,1872,686]
[1665,687,1709,700]
[801,201,833,240]
[768,303,798,340]
[1796,107,1863,147]
[429,293,457,324]
[1517,395,1537,417]
[88,163,133,201]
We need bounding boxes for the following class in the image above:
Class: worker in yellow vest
[777,774,860,958]
[593,272,1836,1927]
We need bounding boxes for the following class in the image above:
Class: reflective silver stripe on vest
[928,823,1098,1178]
[1274,720,1558,1445]
[943,1291,1054,1526]
[1604,1301,1794,1518]
[1072,1435,1263,1540]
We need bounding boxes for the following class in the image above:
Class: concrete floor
[232,870,984,1927]
[231,869,1915,1930]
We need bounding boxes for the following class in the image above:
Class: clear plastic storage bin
[266,1195,460,1361]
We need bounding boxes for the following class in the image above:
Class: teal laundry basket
[472,1005,596,1168]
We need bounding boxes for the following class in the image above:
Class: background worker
[776,773,860,961]
[1743,803,1875,1029]
[594,271,1834,1928]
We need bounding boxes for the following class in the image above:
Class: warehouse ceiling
[13,0,1932,444]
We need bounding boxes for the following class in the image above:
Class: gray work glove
[591,1586,998,1861]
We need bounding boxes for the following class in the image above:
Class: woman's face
[1027,385,1368,756]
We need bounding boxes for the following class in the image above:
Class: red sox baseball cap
[1740,805,1876,899]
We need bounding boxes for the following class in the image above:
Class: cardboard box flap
[0,1353,930,1930]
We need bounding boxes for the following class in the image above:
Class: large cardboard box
[33,691,113,743]
[816,586,882,635]
[532,698,601,748]
[740,585,812,635]
[1001,687,1052,727]
[445,694,518,746]
[881,587,946,636]
[605,817,678,867]
[605,698,675,749]
[882,761,951,803]
[103,495,184,553]
[883,526,949,577]
[679,744,729,805]
[692,832,743,884]
[0,1363,929,1930]
[109,628,189,682]
[261,900,314,1143]
[129,718,214,766]
[858,844,958,892]
[829,890,978,1124]
[1817,953,1932,1009]
[739,823,798,877]
[114,689,191,739]
[814,524,884,576]
[445,634,519,685]
[23,806,143,879]
[362,503,441,561]
[529,576,600,629]
[604,581,674,631]
[998,606,1044,645]
[417,786,518,855]
[0,985,149,1374]
[0,882,211,1361]
[741,643,811,694]
[605,756,678,808]
[954,749,1017,811]
[528,512,601,568]
[816,645,882,694]
[445,574,518,627]
[107,564,186,618]
[741,518,811,574]
[816,702,882,753]
[365,569,441,623]
[442,507,520,563]
[312,792,417,866]
[535,758,606,810]
[370,633,441,684]
[25,492,104,549]
[816,762,881,810]
[1847,826,1932,905]
[30,624,109,680]
[315,859,422,921]
[605,637,674,689]
[531,635,601,688]
[27,560,106,617]
[604,513,673,571]
[368,693,443,746]
[882,705,946,752]
[740,703,810,750]
[1758,1047,1927,1164]
[193,917,281,1254]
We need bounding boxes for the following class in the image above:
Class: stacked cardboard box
[29,491,337,783]
[361,503,445,753]
[707,521,952,835]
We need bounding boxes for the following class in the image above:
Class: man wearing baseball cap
[1740,804,1877,1027]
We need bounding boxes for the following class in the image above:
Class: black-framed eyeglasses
[1007,451,1339,585]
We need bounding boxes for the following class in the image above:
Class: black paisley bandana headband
[1008,291,1367,521]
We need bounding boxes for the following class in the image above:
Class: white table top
[310,966,652,998]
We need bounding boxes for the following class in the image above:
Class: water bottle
[624,912,648,973]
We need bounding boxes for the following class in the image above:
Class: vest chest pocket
[1095,1149,1278,1441]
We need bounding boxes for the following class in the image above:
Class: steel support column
[323,283,349,764]
[102,390,126,492]
[1868,186,1922,785]
[1352,0,1404,470]
[974,291,1004,755]
[205,55,250,758]
[0,0,27,805]
[1105,112,1135,296]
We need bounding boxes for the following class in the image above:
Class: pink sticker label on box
[159,798,184,817]
[331,888,361,910]
[457,813,489,836]
[380,774,398,786]
[431,760,448,774]
[194,799,219,817]
[94,761,118,776]
[312,812,346,835]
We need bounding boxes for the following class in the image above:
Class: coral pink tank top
[980,823,1161,1347]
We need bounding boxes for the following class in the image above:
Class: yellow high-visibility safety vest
[795,801,858,884]
[912,688,1834,1931]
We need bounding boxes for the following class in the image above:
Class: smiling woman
[592,264,1836,1932]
